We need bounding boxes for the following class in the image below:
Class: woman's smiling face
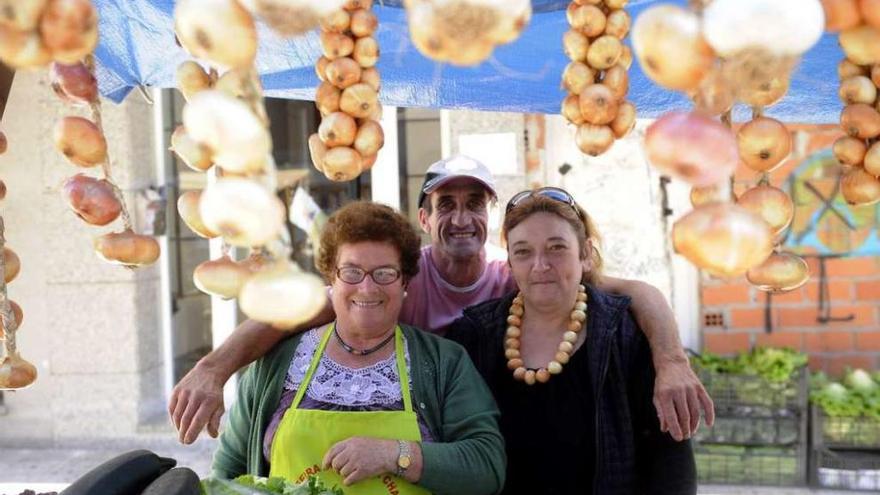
[331,241,405,336]
[506,212,589,308]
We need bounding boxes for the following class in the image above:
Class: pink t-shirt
[399,245,517,335]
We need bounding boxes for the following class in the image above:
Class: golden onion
[746,252,810,293]
[833,135,868,166]
[737,184,795,237]
[323,146,363,181]
[319,112,357,147]
[578,84,618,125]
[864,141,880,176]
[841,103,880,139]
[632,5,714,91]
[645,112,738,187]
[174,0,257,68]
[610,101,636,138]
[575,124,614,156]
[199,178,286,247]
[177,190,218,238]
[0,354,37,390]
[193,255,252,299]
[239,261,327,329]
[737,117,792,173]
[841,166,880,205]
[53,116,106,167]
[94,230,161,267]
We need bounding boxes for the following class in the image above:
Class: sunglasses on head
[505,187,580,215]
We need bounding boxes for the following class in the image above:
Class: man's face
[418,178,491,262]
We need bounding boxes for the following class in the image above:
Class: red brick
[805,331,854,352]
[704,332,752,355]
[730,309,766,329]
[702,284,752,306]
[768,288,804,304]
[855,331,880,351]
[825,355,875,377]
[804,281,853,302]
[808,355,825,372]
[778,308,821,328]
[855,280,880,301]
[755,331,804,351]
[825,257,880,277]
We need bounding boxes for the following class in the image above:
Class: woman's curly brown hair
[316,201,421,283]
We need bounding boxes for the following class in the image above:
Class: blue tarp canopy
[93,0,843,123]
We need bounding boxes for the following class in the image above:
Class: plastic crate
[696,367,808,414]
[811,406,880,449]
[695,444,806,486]
[695,414,801,446]
[811,448,880,491]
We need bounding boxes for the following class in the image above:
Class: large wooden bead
[571,310,587,322]
[506,326,521,338]
[555,351,571,364]
[513,294,524,305]
[559,341,574,353]
[505,348,521,360]
[568,320,582,332]
[548,361,564,374]
[563,331,578,343]
[577,292,588,302]
[505,338,521,349]
[513,367,527,381]
[507,358,524,370]
[507,315,522,326]
[510,304,524,317]
[574,301,587,311]
[536,368,551,383]
[524,369,537,385]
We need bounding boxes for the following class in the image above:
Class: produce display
[822,0,880,205]
[201,475,344,495]
[695,445,800,486]
[173,0,327,330]
[561,0,637,157]
[634,0,823,280]
[810,368,880,446]
[309,0,385,181]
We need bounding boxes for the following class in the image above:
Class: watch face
[398,456,412,469]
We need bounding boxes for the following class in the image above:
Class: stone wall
[0,71,164,446]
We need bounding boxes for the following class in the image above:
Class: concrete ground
[0,439,855,495]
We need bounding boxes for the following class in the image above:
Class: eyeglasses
[506,187,580,215]
[335,266,402,285]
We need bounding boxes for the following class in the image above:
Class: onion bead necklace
[504,284,588,385]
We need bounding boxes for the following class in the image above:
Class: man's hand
[653,356,715,442]
[169,362,227,444]
[322,437,397,486]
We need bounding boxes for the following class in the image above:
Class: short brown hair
[316,201,421,283]
[501,195,603,284]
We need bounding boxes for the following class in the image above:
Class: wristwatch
[395,440,412,477]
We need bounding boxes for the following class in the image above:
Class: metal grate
[812,448,880,491]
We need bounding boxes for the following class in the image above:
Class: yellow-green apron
[269,324,431,495]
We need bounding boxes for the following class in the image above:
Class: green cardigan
[212,324,506,495]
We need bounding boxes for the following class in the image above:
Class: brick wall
[699,124,880,376]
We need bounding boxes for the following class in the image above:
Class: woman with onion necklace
[213,201,505,495]
[447,188,696,495]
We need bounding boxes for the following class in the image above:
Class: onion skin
[562,61,595,95]
[320,9,350,33]
[833,136,868,166]
[325,57,362,90]
[51,61,98,104]
[0,354,37,390]
[578,84,618,125]
[323,147,363,181]
[604,9,631,39]
[839,59,867,79]
[308,133,327,172]
[352,36,379,68]
[40,0,99,64]
[839,75,877,105]
[601,64,629,101]
[353,119,384,157]
[840,103,880,139]
[563,29,589,62]
[0,25,52,69]
[320,31,354,60]
[0,0,48,31]
[841,166,880,205]
[239,261,327,330]
[62,174,123,226]
[586,35,622,70]
[864,141,880,176]
[174,0,257,68]
[350,9,378,37]
[176,61,212,101]
[737,184,795,237]
[339,83,378,119]
[3,246,20,283]
[561,94,585,125]
[177,190,218,238]
[53,116,107,167]
[319,112,357,147]
[673,202,774,278]
[610,101,636,138]
[822,0,863,31]
[575,124,614,156]
[199,178,286,247]
[361,152,378,171]
[690,183,736,208]
[632,5,714,91]
[645,112,738,187]
[315,82,341,116]
[738,76,790,107]
[170,126,213,172]
[692,68,735,116]
[94,230,161,267]
[193,255,252,299]
[361,67,380,92]
[737,117,792,173]
[0,300,23,339]
[747,252,810,293]
[840,25,880,65]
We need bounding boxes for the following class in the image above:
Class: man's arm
[169,300,336,444]
[597,276,715,442]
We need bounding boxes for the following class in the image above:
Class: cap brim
[422,175,497,197]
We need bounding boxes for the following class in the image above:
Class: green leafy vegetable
[201,476,344,495]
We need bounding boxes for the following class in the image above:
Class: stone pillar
[0,70,164,447]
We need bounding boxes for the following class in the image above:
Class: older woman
[447,188,696,494]
[212,201,505,495]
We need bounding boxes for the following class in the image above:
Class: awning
[92,0,843,123]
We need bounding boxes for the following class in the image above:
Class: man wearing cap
[170,155,714,446]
